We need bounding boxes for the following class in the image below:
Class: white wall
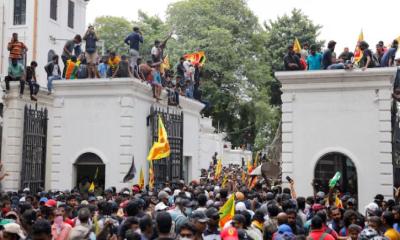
[276,68,397,210]
[49,78,204,190]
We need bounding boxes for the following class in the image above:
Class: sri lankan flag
[354,30,364,64]
[222,175,228,188]
[147,115,170,160]
[88,167,99,192]
[219,194,235,228]
[138,167,144,190]
[183,51,206,66]
[149,161,155,190]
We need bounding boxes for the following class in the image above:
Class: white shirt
[52,64,59,76]
[151,46,159,56]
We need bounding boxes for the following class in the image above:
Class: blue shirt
[381,47,397,67]
[98,63,107,77]
[124,32,143,51]
[307,53,322,70]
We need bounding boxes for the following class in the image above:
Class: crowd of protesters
[0,161,398,240]
[3,26,206,108]
[283,39,400,71]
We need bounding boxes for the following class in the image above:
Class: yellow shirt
[385,228,400,240]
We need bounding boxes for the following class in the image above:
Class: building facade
[276,68,397,210]
[0,0,88,81]
[0,78,251,192]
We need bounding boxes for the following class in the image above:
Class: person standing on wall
[61,35,82,78]
[124,27,143,70]
[7,33,28,66]
[83,25,99,79]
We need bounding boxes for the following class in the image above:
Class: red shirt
[308,229,335,240]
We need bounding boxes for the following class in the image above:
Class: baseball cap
[191,211,209,223]
[205,207,219,219]
[155,202,168,212]
[88,196,96,202]
[39,197,48,203]
[221,226,239,240]
[45,199,57,208]
[312,204,324,211]
[4,223,26,239]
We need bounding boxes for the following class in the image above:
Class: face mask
[54,216,63,226]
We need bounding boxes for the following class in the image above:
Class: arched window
[314,152,358,200]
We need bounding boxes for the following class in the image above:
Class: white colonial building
[276,68,397,210]
[0,78,251,192]
[0,0,88,81]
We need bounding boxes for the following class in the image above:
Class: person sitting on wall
[44,55,62,94]
[23,61,40,101]
[112,55,133,78]
[4,58,24,94]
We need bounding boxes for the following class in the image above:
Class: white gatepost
[276,68,397,210]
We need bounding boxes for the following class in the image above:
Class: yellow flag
[215,159,222,180]
[88,182,95,192]
[222,175,228,188]
[293,38,301,54]
[354,30,364,63]
[149,161,155,190]
[147,115,171,160]
[161,55,170,70]
[139,167,144,190]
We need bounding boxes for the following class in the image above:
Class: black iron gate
[21,104,48,192]
[149,106,183,188]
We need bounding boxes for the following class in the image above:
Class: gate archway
[314,152,358,203]
[74,152,105,193]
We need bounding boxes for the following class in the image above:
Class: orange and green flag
[354,30,364,63]
[147,115,170,160]
[219,193,235,228]
[293,38,302,54]
[149,161,155,190]
[183,51,206,66]
[138,167,144,190]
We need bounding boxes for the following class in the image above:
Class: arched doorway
[74,153,105,192]
[314,152,358,202]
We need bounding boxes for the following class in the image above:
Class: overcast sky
[87,0,400,52]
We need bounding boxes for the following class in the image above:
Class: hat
[163,187,172,194]
[88,196,96,202]
[96,196,104,201]
[311,204,324,211]
[191,210,209,223]
[155,202,168,212]
[39,197,48,203]
[4,223,26,239]
[316,191,325,199]
[235,202,247,211]
[205,207,219,219]
[45,199,57,208]
[221,226,239,240]
[122,190,130,195]
[80,200,89,206]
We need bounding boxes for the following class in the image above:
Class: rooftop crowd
[4,26,206,109]
[0,160,398,240]
[283,39,399,71]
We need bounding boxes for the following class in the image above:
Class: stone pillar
[1,83,53,191]
[276,68,397,209]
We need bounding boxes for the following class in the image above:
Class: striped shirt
[8,41,26,60]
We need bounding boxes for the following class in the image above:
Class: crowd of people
[283,39,399,71]
[4,27,206,108]
[0,161,398,240]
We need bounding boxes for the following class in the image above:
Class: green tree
[264,9,323,105]
[93,16,132,54]
[166,0,279,150]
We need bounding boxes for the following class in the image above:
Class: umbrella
[250,164,262,176]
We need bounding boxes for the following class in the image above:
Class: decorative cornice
[275,68,397,92]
